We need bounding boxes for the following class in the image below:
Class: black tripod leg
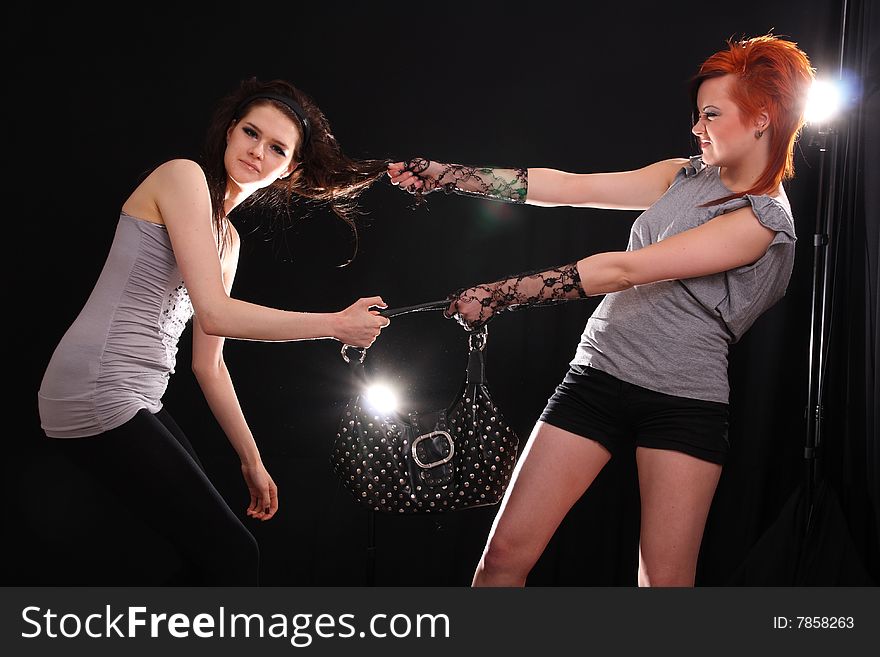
[366,509,376,586]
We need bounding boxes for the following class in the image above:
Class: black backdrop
[8,1,877,586]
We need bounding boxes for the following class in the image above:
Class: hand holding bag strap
[340,299,450,363]
[340,298,466,394]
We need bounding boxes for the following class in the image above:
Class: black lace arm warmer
[407,158,528,204]
[447,262,588,329]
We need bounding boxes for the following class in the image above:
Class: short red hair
[691,35,815,201]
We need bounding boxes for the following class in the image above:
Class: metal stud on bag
[331,303,520,514]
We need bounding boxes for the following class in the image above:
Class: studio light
[365,384,399,415]
[804,78,844,124]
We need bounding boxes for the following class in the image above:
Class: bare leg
[472,421,612,586]
[635,447,722,587]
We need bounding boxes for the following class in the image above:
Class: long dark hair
[201,77,388,260]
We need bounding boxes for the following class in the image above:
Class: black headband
[234,92,311,147]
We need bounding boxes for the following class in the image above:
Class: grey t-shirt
[38,212,194,438]
[570,156,797,403]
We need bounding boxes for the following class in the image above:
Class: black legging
[52,408,259,585]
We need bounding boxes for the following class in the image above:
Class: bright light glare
[805,79,843,124]
[365,384,398,415]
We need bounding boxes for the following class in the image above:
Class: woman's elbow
[193,305,227,337]
[617,271,636,292]
[198,318,223,337]
[580,255,634,295]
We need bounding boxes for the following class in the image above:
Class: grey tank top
[38,212,194,438]
[571,156,796,403]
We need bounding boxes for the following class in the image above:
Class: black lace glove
[445,262,588,330]
[395,158,528,205]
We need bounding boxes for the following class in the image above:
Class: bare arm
[577,205,776,291]
[526,158,689,210]
[388,157,689,211]
[153,159,387,345]
[191,228,277,520]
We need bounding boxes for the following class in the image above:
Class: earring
[755,128,765,139]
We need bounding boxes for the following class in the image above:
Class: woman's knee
[225,521,260,565]
[481,532,534,577]
[239,525,260,561]
[638,558,695,587]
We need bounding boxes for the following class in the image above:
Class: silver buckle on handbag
[411,431,455,469]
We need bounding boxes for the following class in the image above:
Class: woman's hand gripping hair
[388,158,528,204]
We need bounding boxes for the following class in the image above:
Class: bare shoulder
[620,157,691,208]
[123,159,209,224]
[150,159,212,220]
[647,157,691,185]
[152,158,208,186]
[661,157,692,170]
[628,157,691,195]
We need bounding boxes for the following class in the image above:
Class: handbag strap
[378,299,449,318]
[342,317,489,407]
[340,299,449,363]
[340,307,488,377]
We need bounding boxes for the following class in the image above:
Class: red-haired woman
[388,35,814,587]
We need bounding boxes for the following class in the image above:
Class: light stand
[802,1,848,534]
[804,117,838,533]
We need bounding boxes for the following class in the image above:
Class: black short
[539,365,730,465]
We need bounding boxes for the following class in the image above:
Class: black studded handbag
[330,301,520,514]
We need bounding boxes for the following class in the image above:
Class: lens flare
[365,384,398,415]
[805,79,843,124]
